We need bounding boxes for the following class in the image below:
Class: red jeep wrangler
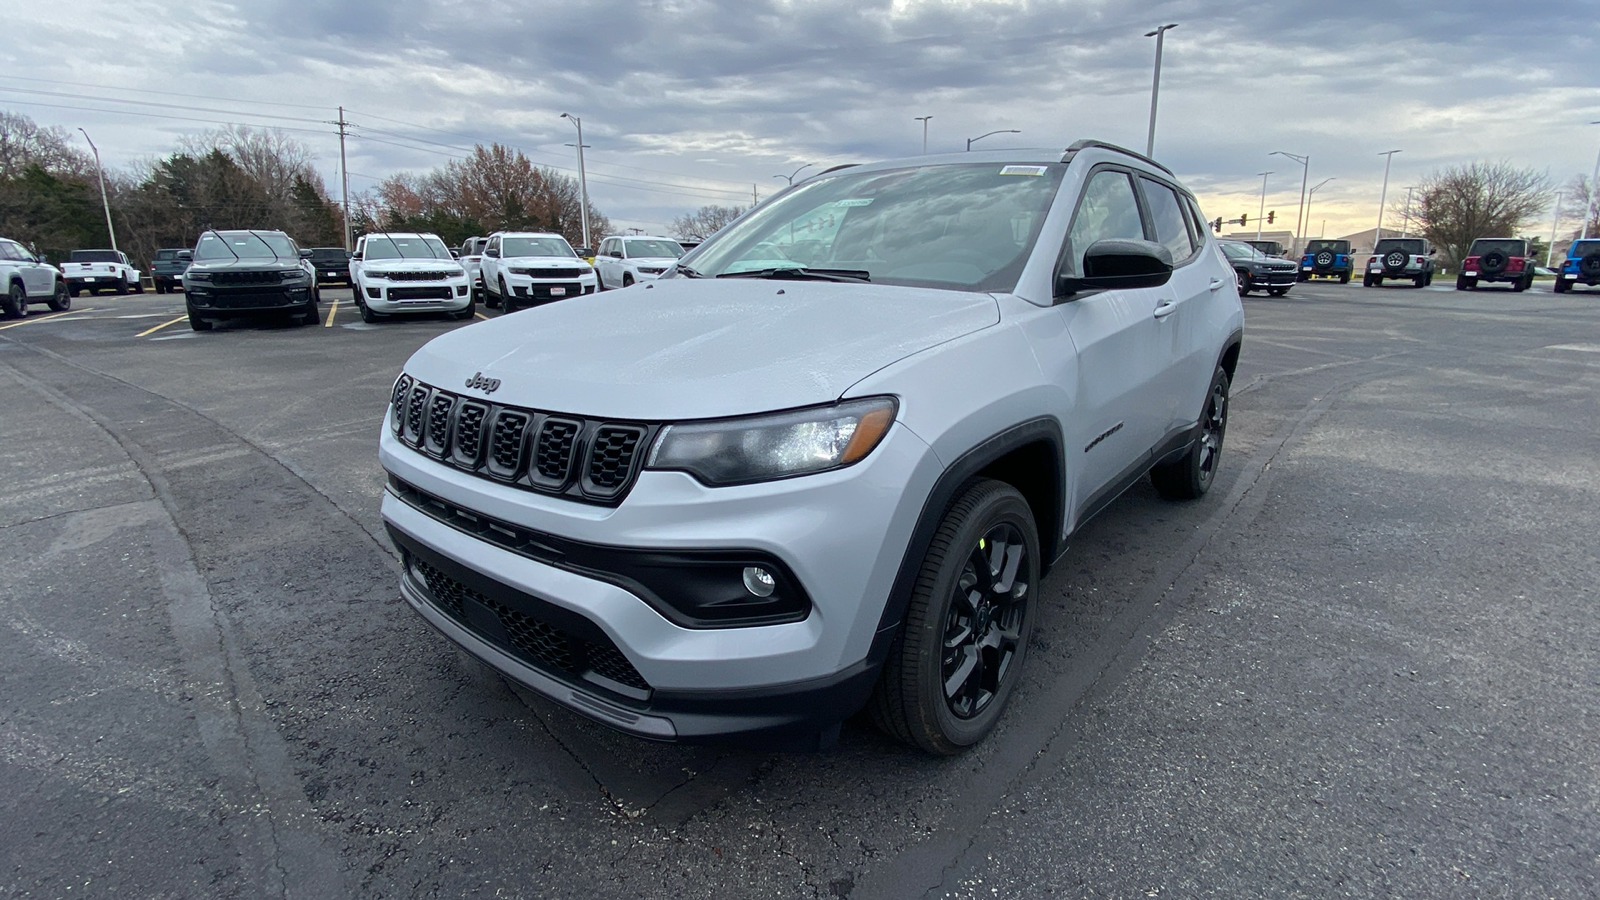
[1456,238,1536,292]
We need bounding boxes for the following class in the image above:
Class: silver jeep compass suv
[379,141,1245,754]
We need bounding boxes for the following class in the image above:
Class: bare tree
[1558,174,1599,242]
[669,204,747,242]
[0,110,93,179]
[1416,161,1550,265]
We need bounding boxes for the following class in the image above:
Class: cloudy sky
[3,0,1596,240]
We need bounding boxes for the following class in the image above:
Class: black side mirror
[299,249,313,259]
[450,249,461,258]
[177,250,193,262]
[486,248,500,258]
[1428,248,1437,256]
[1057,239,1175,298]
[575,248,594,258]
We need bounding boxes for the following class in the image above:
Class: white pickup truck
[64,249,143,295]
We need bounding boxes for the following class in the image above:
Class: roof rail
[815,163,860,176]
[1060,140,1174,176]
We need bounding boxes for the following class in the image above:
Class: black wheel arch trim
[867,417,1067,670]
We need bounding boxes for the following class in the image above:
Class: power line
[0,98,337,138]
[0,73,335,111]
[0,86,328,124]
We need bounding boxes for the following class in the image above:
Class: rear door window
[1139,177,1195,263]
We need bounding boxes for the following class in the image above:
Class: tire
[360,301,381,323]
[5,282,28,319]
[47,282,70,312]
[1412,275,1425,288]
[1456,275,1476,290]
[1554,277,1570,293]
[1338,271,1351,284]
[868,478,1039,755]
[131,277,144,294]
[1235,269,1250,294]
[1151,365,1230,501]
[1267,286,1290,297]
[451,295,476,320]
[69,285,81,298]
[1478,251,1508,277]
[155,281,167,294]
[300,296,319,326]
[1381,250,1408,276]
[622,273,634,288]
[1579,253,1600,279]
[1363,274,1375,287]
[500,277,517,313]
[187,307,212,331]
[116,276,129,295]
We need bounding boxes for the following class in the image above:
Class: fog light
[742,566,776,598]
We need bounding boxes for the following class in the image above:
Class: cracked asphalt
[1,279,1597,898]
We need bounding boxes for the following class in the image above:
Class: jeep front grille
[392,380,654,505]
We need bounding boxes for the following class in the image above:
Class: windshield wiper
[715,267,871,283]
[675,264,707,278]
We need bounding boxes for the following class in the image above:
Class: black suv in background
[309,247,352,286]
[1364,237,1435,288]
[150,248,188,293]
[180,230,319,331]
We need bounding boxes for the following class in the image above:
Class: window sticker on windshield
[833,198,874,208]
[999,165,1048,176]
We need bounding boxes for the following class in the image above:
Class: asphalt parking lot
[2,278,1598,898]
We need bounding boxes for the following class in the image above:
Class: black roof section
[1060,140,1174,177]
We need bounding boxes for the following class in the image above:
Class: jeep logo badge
[464,372,501,394]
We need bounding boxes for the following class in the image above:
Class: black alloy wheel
[1152,365,1230,500]
[360,301,382,323]
[47,282,70,312]
[5,283,28,319]
[1456,274,1476,290]
[186,306,212,331]
[869,479,1039,755]
[500,277,518,313]
[1554,277,1570,293]
[1479,251,1508,276]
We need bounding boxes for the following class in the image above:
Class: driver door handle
[1208,278,1226,292]
[1153,299,1178,318]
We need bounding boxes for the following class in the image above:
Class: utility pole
[1144,23,1178,158]
[1375,149,1401,247]
[560,113,591,250]
[1584,121,1600,240]
[915,115,932,154]
[1270,151,1308,255]
[752,184,758,207]
[336,107,352,251]
[1548,192,1564,267]
[1255,171,1272,240]
[1399,186,1416,238]
[77,128,117,252]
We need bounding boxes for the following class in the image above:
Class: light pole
[1583,120,1600,240]
[1144,23,1178,158]
[773,163,813,186]
[966,129,1020,151]
[1270,151,1308,255]
[77,128,117,253]
[914,116,932,154]
[1305,177,1335,243]
[1255,171,1273,240]
[1548,191,1564,267]
[559,113,590,250]
[1375,149,1401,248]
[1399,186,1416,238]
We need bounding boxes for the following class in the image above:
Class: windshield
[309,248,347,261]
[1304,241,1347,254]
[1375,239,1424,254]
[502,236,576,258]
[1568,240,1600,257]
[70,250,121,263]
[194,232,296,261]
[680,162,1066,291]
[155,249,179,260]
[624,239,684,259]
[1469,239,1525,257]
[364,235,452,261]
[1220,242,1262,261]
[463,239,488,255]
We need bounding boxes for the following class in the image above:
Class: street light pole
[773,163,813,185]
[1583,120,1600,240]
[1255,171,1272,240]
[77,128,117,253]
[559,113,590,250]
[1144,23,1178,158]
[914,116,932,154]
[1270,151,1308,255]
[1399,186,1416,238]
[966,129,1021,151]
[1375,149,1401,247]
[1305,177,1335,245]
[1548,191,1564,267]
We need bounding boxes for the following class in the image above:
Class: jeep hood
[404,279,1000,420]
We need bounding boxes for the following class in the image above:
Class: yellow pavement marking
[136,315,188,338]
[0,309,83,331]
[474,312,488,320]
[324,300,339,327]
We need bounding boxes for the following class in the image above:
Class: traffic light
[1267,210,1276,224]
[1211,217,1222,232]
[1240,213,1248,226]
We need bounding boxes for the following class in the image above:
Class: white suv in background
[595,235,686,289]
[2,236,70,318]
[350,232,474,323]
[479,232,597,312]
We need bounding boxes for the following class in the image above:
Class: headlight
[280,270,309,283]
[186,272,212,282]
[646,397,897,486]
[364,270,390,280]
[637,266,665,274]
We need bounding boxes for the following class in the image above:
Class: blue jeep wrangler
[1299,239,1353,283]
[1554,238,1600,293]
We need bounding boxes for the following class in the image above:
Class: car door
[1050,167,1174,519]
[10,242,52,296]
[482,235,502,293]
[1135,176,1216,438]
[595,238,614,287]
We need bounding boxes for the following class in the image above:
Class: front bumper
[361,278,473,313]
[378,414,940,741]
[1250,269,1298,287]
[505,272,598,302]
[185,283,313,312]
